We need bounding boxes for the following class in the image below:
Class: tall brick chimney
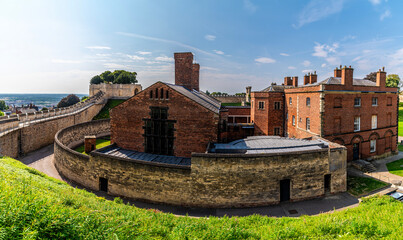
[334,66,342,77]
[304,74,310,85]
[284,77,292,86]
[191,63,200,91]
[376,67,386,88]
[309,71,317,84]
[341,66,354,87]
[292,76,298,87]
[174,52,200,91]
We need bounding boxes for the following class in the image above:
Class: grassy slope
[347,176,389,197]
[386,159,403,177]
[399,107,403,136]
[74,139,111,154]
[93,99,126,120]
[0,157,403,239]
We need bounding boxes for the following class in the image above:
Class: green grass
[399,107,403,136]
[386,158,403,177]
[74,139,111,154]
[0,157,403,239]
[398,145,403,152]
[93,99,126,120]
[347,176,389,197]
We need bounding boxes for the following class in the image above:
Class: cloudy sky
[1,0,403,94]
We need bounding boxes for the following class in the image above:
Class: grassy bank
[386,159,403,177]
[93,99,126,120]
[399,107,403,136]
[0,157,402,239]
[74,139,111,154]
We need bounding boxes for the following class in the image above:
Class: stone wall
[90,83,142,99]
[54,120,347,208]
[0,102,105,158]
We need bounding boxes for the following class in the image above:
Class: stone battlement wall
[54,120,347,208]
[89,83,142,99]
[0,92,106,158]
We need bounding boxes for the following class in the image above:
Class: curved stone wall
[55,120,347,208]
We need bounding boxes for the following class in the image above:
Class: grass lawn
[386,158,403,177]
[74,139,111,154]
[347,176,389,197]
[399,107,403,136]
[93,99,126,120]
[1,157,403,239]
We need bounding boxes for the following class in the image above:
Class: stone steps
[351,160,377,173]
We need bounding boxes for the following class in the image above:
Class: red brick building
[252,66,399,161]
[110,52,224,158]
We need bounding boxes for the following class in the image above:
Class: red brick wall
[110,82,219,158]
[251,92,284,136]
[226,107,250,123]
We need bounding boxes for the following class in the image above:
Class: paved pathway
[18,144,363,218]
[365,152,403,186]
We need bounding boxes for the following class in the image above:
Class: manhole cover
[288,209,298,214]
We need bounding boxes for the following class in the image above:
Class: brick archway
[331,137,345,146]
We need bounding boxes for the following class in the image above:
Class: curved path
[19,145,360,218]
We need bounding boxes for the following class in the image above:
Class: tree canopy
[90,70,137,84]
[0,111,4,117]
[57,94,80,108]
[386,74,401,89]
[0,100,7,111]
[364,72,377,82]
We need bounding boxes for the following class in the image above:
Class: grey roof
[165,83,221,114]
[316,77,377,86]
[98,145,191,166]
[261,84,293,92]
[209,136,328,154]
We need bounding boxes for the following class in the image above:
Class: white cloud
[255,57,276,64]
[302,69,313,74]
[388,48,403,67]
[321,63,327,68]
[155,56,174,62]
[325,56,340,65]
[51,59,81,64]
[103,63,127,69]
[288,66,296,69]
[201,66,220,71]
[126,55,145,61]
[380,10,391,21]
[137,51,152,55]
[213,50,225,55]
[302,60,311,67]
[369,0,382,5]
[243,0,257,14]
[352,56,362,62]
[295,0,344,28]
[312,42,339,58]
[86,46,111,50]
[341,35,356,41]
[280,53,290,56]
[205,35,216,41]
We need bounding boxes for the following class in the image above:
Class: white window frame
[354,116,360,132]
[371,115,377,129]
[306,97,311,107]
[354,97,361,107]
[370,139,376,153]
[372,97,378,106]
[306,118,310,131]
[292,115,295,126]
[289,97,292,105]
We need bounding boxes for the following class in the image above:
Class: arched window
[160,88,164,99]
[306,97,310,107]
[135,89,139,95]
[289,97,292,105]
[166,90,169,99]
[155,88,159,99]
[149,90,153,99]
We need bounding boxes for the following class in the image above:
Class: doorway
[280,179,291,202]
[99,177,108,192]
[324,174,331,193]
[353,143,360,160]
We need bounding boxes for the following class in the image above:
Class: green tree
[100,71,114,83]
[0,111,4,116]
[57,94,80,108]
[205,90,210,95]
[111,70,137,84]
[386,74,401,89]
[364,72,377,82]
[0,100,7,111]
[90,75,102,84]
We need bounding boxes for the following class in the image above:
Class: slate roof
[165,83,221,114]
[98,145,191,166]
[261,84,293,92]
[317,77,377,86]
[209,136,328,154]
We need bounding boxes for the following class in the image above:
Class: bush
[90,70,137,84]
[0,111,4,116]
[57,94,80,108]
[90,75,102,85]
[0,100,7,111]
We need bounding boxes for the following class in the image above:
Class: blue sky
[1,0,403,94]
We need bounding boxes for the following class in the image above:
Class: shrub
[57,94,80,108]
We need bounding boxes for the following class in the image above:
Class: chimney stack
[292,76,298,87]
[304,74,310,85]
[341,65,354,87]
[284,77,292,86]
[334,66,342,77]
[174,52,200,91]
[309,71,317,84]
[376,67,386,88]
